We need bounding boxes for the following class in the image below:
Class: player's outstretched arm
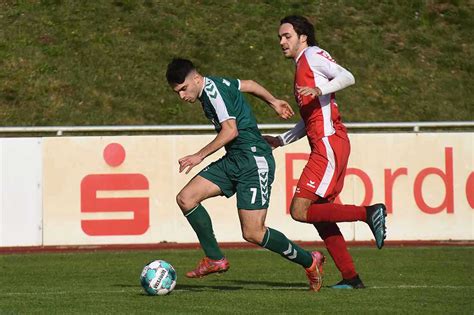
[239,79,294,120]
[263,135,283,149]
[178,119,238,174]
[264,119,307,149]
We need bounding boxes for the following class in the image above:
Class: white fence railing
[0,121,473,136]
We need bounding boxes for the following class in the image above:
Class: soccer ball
[140,260,177,296]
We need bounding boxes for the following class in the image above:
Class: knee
[290,205,307,222]
[176,190,196,212]
[290,197,311,222]
[242,228,264,245]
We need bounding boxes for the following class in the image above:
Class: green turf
[0,1,473,127]
[0,247,472,313]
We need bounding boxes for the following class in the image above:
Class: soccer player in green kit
[166,58,326,291]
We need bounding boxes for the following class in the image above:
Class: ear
[299,34,307,44]
[192,71,202,85]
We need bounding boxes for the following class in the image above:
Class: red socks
[306,202,365,279]
[306,203,366,223]
[314,222,358,280]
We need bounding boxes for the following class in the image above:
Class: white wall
[0,133,473,247]
[0,138,43,246]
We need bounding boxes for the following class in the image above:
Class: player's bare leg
[176,175,221,213]
[238,208,268,244]
[289,196,313,222]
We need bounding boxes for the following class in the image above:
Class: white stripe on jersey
[204,78,236,123]
[316,137,335,197]
[253,156,269,206]
[320,95,334,136]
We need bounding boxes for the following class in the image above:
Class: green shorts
[198,152,275,210]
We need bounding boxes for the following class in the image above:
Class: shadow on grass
[224,279,307,290]
[115,283,244,293]
[176,283,243,292]
[115,284,139,288]
[114,279,307,293]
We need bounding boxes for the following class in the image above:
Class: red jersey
[294,46,348,150]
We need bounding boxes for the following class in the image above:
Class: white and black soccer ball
[140,260,177,296]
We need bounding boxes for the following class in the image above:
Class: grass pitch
[0,246,472,314]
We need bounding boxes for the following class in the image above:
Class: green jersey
[198,76,271,155]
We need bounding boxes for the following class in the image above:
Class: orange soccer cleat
[186,257,230,278]
[304,251,326,292]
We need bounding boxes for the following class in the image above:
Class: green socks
[260,227,313,268]
[185,204,224,260]
[185,205,312,268]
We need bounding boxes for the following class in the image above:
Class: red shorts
[295,132,350,202]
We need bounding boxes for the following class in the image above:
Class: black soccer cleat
[366,203,387,249]
[330,275,366,289]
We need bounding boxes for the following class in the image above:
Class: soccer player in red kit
[265,15,387,289]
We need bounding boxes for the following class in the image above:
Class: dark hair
[166,58,195,84]
[280,15,317,46]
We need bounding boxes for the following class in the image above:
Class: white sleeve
[318,64,355,95]
[205,80,235,123]
[309,53,355,95]
[277,120,306,146]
